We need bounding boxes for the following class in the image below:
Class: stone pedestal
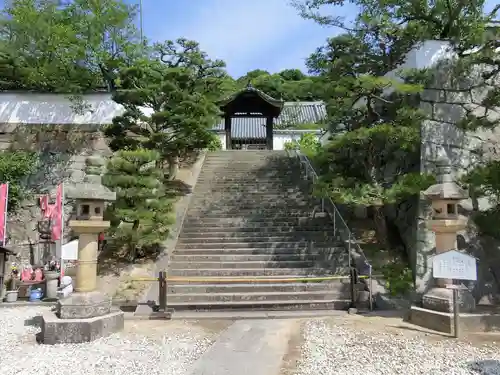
[40,289,124,345]
[44,271,60,300]
[422,287,475,313]
[421,218,476,313]
[57,291,112,319]
[40,310,124,345]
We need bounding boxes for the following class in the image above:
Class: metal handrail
[289,149,373,310]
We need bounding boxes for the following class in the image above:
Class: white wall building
[0,92,327,151]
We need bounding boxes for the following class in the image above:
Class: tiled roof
[213,101,326,139]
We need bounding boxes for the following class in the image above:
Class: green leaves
[0,0,141,92]
[106,39,223,163]
[0,151,38,211]
[103,149,174,257]
[284,133,322,159]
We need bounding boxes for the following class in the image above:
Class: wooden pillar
[224,115,232,150]
[266,116,273,150]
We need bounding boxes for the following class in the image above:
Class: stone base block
[40,310,124,345]
[409,306,500,334]
[422,287,475,313]
[57,291,112,319]
[409,306,453,334]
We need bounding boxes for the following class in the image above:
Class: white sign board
[432,250,477,281]
[61,239,79,261]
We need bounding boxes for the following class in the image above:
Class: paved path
[189,319,294,375]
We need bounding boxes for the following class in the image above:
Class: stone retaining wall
[388,40,500,299]
[4,123,111,263]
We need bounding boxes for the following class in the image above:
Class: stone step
[190,198,314,204]
[176,236,336,244]
[169,260,322,269]
[167,273,350,284]
[190,196,312,202]
[190,194,310,200]
[168,268,338,277]
[179,225,334,233]
[184,210,319,218]
[194,186,304,192]
[199,170,299,174]
[175,242,337,249]
[172,247,345,255]
[196,177,299,181]
[187,203,314,211]
[166,299,351,311]
[192,191,306,196]
[177,231,334,239]
[195,180,300,185]
[169,253,335,262]
[182,217,329,225]
[167,281,351,293]
[193,184,305,189]
[197,176,301,181]
[167,290,349,304]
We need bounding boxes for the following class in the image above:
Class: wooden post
[453,288,460,338]
[266,116,273,150]
[224,115,232,150]
[158,270,167,311]
[350,267,358,309]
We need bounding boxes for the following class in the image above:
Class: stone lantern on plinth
[40,156,124,345]
[421,157,475,313]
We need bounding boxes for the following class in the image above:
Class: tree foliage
[0,0,141,92]
[235,69,324,101]
[284,133,322,158]
[102,149,174,260]
[105,39,223,178]
[293,0,498,250]
[0,151,38,212]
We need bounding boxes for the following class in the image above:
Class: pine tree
[102,149,174,261]
[296,0,498,252]
[105,39,226,180]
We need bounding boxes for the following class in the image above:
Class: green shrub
[381,262,414,296]
[284,132,321,158]
[207,134,223,151]
[103,149,175,260]
[0,151,38,212]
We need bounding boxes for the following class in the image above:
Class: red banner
[0,183,8,246]
[39,195,53,218]
[51,184,63,241]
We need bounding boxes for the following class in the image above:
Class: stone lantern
[421,157,474,312]
[40,156,124,345]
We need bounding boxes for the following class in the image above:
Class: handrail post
[333,209,336,237]
[158,270,167,312]
[369,264,373,311]
[348,234,356,309]
[350,268,358,309]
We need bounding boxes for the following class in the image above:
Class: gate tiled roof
[212,101,326,139]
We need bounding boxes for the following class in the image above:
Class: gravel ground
[0,307,215,375]
[295,320,500,375]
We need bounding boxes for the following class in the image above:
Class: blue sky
[140,0,498,78]
[140,0,349,78]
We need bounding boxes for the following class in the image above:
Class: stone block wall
[389,40,500,299]
[4,123,112,264]
[0,92,125,263]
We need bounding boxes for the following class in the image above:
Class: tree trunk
[128,220,140,262]
[372,205,390,250]
[167,156,179,181]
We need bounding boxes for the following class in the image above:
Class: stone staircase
[167,150,356,311]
